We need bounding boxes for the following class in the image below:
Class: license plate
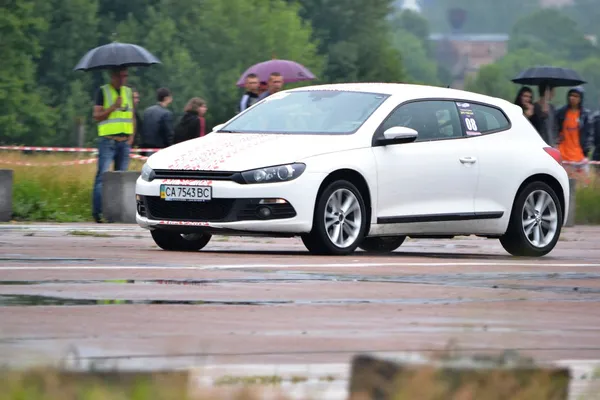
[159,185,212,202]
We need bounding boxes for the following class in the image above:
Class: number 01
[465,117,478,131]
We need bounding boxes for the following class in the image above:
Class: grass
[1,152,600,224]
[0,368,286,400]
[574,175,600,225]
[1,152,144,222]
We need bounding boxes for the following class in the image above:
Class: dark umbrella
[73,42,161,71]
[236,59,316,87]
[511,66,586,87]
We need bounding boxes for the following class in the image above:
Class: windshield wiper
[218,129,240,133]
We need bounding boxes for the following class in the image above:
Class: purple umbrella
[236,59,316,87]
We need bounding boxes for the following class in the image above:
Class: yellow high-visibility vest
[98,84,134,136]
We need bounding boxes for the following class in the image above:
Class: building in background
[429,33,509,88]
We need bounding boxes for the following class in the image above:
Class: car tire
[303,180,368,255]
[150,229,212,252]
[500,181,563,257]
[359,236,406,253]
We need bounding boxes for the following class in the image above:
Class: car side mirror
[377,126,418,145]
[212,123,225,132]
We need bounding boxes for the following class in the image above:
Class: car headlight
[140,163,156,182]
[240,163,306,184]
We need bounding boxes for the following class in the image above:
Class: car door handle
[459,156,477,164]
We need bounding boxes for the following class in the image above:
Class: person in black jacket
[592,110,600,168]
[173,97,209,145]
[140,88,174,154]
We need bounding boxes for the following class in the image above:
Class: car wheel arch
[314,169,373,230]
[512,173,566,225]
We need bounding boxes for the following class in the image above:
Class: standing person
[257,72,284,100]
[592,108,600,173]
[239,73,260,112]
[91,67,136,223]
[173,97,209,144]
[514,86,534,120]
[556,86,593,176]
[132,88,143,148]
[140,88,174,154]
[530,84,557,147]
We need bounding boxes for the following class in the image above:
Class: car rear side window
[455,102,510,135]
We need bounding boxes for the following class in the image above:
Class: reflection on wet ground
[4,294,581,307]
[2,270,600,296]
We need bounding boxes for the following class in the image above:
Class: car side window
[380,100,464,142]
[455,102,510,135]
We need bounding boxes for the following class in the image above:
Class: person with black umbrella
[91,67,137,223]
[530,83,558,147]
[74,41,161,223]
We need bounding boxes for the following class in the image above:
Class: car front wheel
[500,181,562,257]
[150,229,212,252]
[302,180,368,255]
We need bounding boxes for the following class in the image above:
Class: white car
[135,83,569,257]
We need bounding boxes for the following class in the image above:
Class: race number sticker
[456,103,481,136]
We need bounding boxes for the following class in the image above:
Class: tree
[509,8,598,62]
[96,0,161,42]
[290,0,406,83]
[0,0,55,145]
[564,0,600,39]
[115,5,205,124]
[390,9,430,45]
[160,0,324,127]
[390,29,440,85]
[572,57,600,109]
[36,0,100,145]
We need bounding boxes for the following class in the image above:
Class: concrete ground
[1,223,599,399]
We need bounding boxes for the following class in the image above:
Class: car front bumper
[135,172,327,234]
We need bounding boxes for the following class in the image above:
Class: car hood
[147,133,359,171]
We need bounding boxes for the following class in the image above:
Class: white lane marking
[0,262,600,271]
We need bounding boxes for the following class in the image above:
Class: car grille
[153,170,239,181]
[141,197,297,222]
[145,197,234,221]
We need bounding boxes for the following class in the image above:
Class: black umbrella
[73,42,161,71]
[511,66,586,87]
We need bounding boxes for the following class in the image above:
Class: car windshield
[221,90,389,134]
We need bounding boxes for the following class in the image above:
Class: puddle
[2,272,600,297]
[0,294,291,306]
[0,294,594,307]
[0,256,95,263]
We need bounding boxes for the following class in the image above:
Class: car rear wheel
[302,180,368,255]
[500,181,562,257]
[150,229,212,252]
[359,236,406,253]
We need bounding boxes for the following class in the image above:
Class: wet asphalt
[1,223,600,398]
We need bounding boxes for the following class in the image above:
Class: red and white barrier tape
[1,145,598,167]
[563,160,600,165]
[0,145,159,153]
[0,158,98,166]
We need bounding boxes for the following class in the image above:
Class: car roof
[286,82,515,111]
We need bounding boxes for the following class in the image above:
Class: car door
[370,100,480,235]
[459,102,514,234]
